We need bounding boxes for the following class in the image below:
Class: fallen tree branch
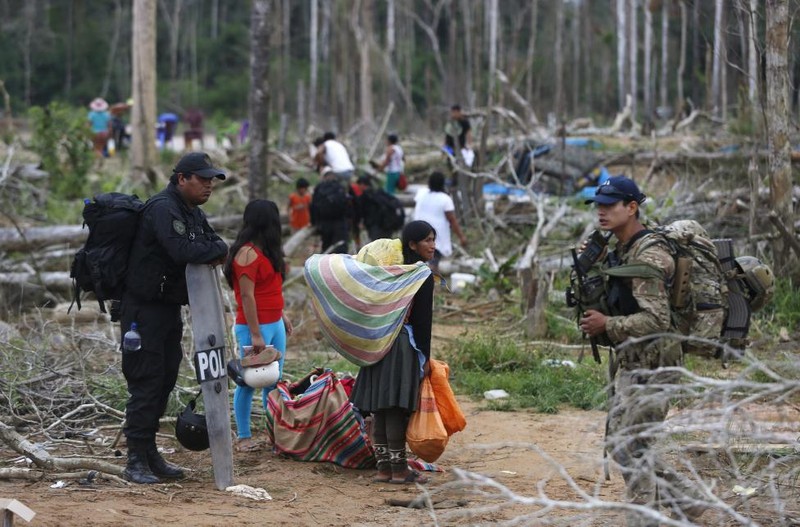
[0,420,124,477]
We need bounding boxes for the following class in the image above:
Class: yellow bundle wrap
[355,238,403,266]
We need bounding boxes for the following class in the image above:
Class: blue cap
[584,175,646,205]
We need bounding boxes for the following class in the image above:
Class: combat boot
[146,441,186,479]
[123,445,161,484]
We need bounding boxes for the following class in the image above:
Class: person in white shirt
[413,171,468,272]
[379,134,404,195]
[315,132,355,187]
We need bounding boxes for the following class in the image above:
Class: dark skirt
[350,327,421,413]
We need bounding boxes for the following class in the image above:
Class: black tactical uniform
[120,153,228,484]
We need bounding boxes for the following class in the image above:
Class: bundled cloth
[304,253,431,366]
[265,371,375,469]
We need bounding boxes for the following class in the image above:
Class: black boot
[123,444,161,484]
[146,442,186,479]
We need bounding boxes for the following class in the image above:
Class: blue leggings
[233,320,286,439]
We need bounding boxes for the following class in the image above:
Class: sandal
[235,438,263,453]
[389,469,429,485]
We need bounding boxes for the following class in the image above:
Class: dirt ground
[3,399,627,527]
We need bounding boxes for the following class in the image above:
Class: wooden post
[185,264,234,491]
[0,499,35,526]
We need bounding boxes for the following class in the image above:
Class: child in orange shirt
[287,178,311,232]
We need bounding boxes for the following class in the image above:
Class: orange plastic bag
[429,359,467,436]
[406,376,448,462]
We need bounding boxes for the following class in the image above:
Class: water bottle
[123,322,142,353]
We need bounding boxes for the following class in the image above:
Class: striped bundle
[265,371,374,469]
[304,253,432,366]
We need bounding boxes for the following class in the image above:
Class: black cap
[173,152,226,180]
[584,176,645,205]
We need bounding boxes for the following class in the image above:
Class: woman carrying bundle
[349,220,436,484]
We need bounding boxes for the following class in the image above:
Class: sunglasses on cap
[594,184,644,203]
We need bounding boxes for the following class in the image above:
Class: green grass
[443,335,607,413]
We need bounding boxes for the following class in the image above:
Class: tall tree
[644,0,653,120]
[765,0,794,271]
[248,0,270,199]
[660,0,669,109]
[309,0,318,123]
[617,0,628,109]
[158,0,185,107]
[524,0,538,107]
[677,0,688,107]
[629,0,638,119]
[747,0,759,105]
[554,0,565,118]
[352,0,374,127]
[131,0,158,186]
[711,0,724,115]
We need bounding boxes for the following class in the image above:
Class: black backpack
[69,193,144,314]
[313,180,349,220]
[370,190,405,232]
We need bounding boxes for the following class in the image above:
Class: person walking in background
[377,134,404,195]
[413,171,467,273]
[443,104,473,167]
[355,174,405,242]
[350,221,436,485]
[310,169,351,254]
[287,178,312,232]
[315,132,355,188]
[223,199,293,453]
[88,97,111,158]
[120,152,228,484]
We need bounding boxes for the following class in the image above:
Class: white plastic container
[484,389,510,400]
[450,272,478,293]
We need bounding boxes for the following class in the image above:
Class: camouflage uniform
[603,232,701,526]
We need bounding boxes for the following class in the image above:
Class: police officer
[579,176,707,525]
[121,152,228,484]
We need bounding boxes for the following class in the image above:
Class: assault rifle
[565,230,612,364]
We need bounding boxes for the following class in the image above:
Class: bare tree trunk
[571,3,580,116]
[628,0,638,120]
[691,0,701,105]
[101,0,123,99]
[309,0,318,123]
[210,0,219,39]
[275,0,287,129]
[462,1,475,107]
[617,0,628,109]
[320,0,331,119]
[554,0,564,119]
[352,0,374,127]
[678,0,687,108]
[525,0,538,107]
[248,0,271,199]
[711,0,724,115]
[644,1,653,120]
[131,0,158,186]
[158,0,184,107]
[748,0,759,105]
[660,0,669,109]
[765,0,794,271]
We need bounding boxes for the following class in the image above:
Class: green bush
[29,102,93,200]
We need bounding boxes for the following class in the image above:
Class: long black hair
[223,199,285,287]
[401,220,436,264]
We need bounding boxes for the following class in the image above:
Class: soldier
[579,176,707,526]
